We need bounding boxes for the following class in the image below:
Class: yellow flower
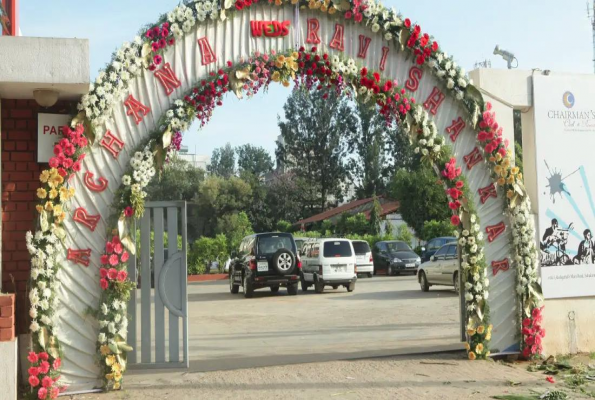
[497,177,506,186]
[476,343,484,354]
[507,175,515,185]
[486,351,491,357]
[477,325,485,335]
[511,167,520,175]
[36,205,44,213]
[486,332,492,341]
[37,188,48,199]
[48,189,58,199]
[40,170,50,183]
[69,187,75,197]
[276,55,286,63]
[503,158,511,167]
[494,165,502,175]
[313,0,321,8]
[489,156,496,163]
[112,363,122,373]
[59,187,69,201]
[271,71,281,82]
[468,351,476,360]
[113,382,121,390]
[113,371,122,381]
[105,373,114,381]
[291,52,299,59]
[320,4,328,12]
[56,212,66,224]
[328,5,336,14]
[282,80,291,88]
[518,173,523,181]
[495,153,503,162]
[274,60,283,69]
[464,342,470,351]
[48,174,64,189]
[467,328,476,336]
[507,190,514,199]
[290,0,298,3]
[100,345,111,356]
[105,355,116,366]
[488,324,493,331]
[308,0,316,8]
[44,201,54,211]
[53,204,63,215]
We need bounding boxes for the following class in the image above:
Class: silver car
[417,242,459,293]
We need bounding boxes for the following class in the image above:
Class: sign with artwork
[534,75,595,299]
[37,113,70,163]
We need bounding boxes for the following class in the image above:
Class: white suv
[300,238,357,293]
[351,240,373,278]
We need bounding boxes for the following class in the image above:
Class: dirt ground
[69,352,579,400]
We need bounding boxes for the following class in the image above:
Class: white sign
[533,75,595,299]
[37,113,70,163]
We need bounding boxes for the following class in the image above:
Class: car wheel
[270,286,280,293]
[367,273,373,278]
[453,272,460,294]
[347,282,355,292]
[301,278,309,292]
[229,272,239,294]
[419,271,430,292]
[243,275,254,298]
[287,283,298,296]
[314,280,324,293]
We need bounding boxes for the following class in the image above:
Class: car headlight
[416,257,421,263]
[393,258,402,263]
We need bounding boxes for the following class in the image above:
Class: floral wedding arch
[24,0,544,395]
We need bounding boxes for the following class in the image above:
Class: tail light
[369,256,373,262]
[297,257,302,270]
[355,265,358,273]
[249,259,257,271]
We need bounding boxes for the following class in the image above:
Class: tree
[194,175,252,237]
[239,171,274,233]
[208,143,236,178]
[277,87,357,213]
[188,234,228,274]
[264,171,313,225]
[395,224,413,247]
[145,157,205,201]
[276,220,292,232]
[216,211,254,253]
[368,196,383,235]
[389,166,450,236]
[421,220,453,241]
[236,144,274,177]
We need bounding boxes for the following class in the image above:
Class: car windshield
[257,235,295,255]
[352,241,371,255]
[323,241,353,257]
[386,242,412,252]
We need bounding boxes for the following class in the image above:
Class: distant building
[178,146,210,170]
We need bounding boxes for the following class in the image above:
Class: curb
[188,274,227,282]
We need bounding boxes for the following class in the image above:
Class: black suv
[229,233,301,298]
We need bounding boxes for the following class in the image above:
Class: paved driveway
[184,275,463,372]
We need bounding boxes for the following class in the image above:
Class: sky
[18,0,595,159]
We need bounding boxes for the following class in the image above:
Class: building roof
[295,196,399,226]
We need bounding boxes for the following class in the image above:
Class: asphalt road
[181,274,463,372]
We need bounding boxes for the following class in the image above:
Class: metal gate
[127,201,189,369]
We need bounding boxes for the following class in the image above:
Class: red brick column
[0,293,15,341]
[1,99,72,334]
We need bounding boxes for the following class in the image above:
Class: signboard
[37,113,69,163]
[534,75,595,299]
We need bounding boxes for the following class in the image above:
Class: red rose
[124,207,134,217]
[455,180,464,189]
[100,278,109,290]
[39,361,50,374]
[235,0,243,10]
[106,242,114,254]
[121,252,130,263]
[29,367,40,377]
[117,270,128,282]
[450,215,461,226]
[39,352,49,361]
[344,11,353,19]
[99,268,108,278]
[100,255,109,265]
[404,18,411,28]
[112,236,121,245]
[522,346,531,359]
[29,375,40,387]
[72,161,81,172]
[148,64,157,71]
[57,168,67,178]
[153,55,163,65]
[416,55,425,65]
[108,268,118,280]
[522,318,532,327]
[373,72,380,82]
[28,352,38,363]
[432,41,439,52]
[354,13,363,23]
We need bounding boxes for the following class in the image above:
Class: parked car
[300,238,357,293]
[351,240,373,278]
[417,242,459,293]
[229,233,301,298]
[293,237,308,253]
[372,240,420,276]
[421,236,456,262]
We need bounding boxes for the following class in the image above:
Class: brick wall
[0,293,15,341]
[1,99,71,334]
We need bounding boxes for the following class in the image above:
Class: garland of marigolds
[25,0,543,394]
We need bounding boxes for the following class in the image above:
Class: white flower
[371,23,380,33]
[41,315,52,326]
[29,289,40,305]
[465,293,473,301]
[470,214,476,223]
[474,283,483,292]
[40,299,49,310]
[433,145,441,153]
[421,149,429,156]
[465,282,473,290]
[468,237,476,245]
[462,230,470,237]
[470,244,478,254]
[477,232,484,241]
[385,33,393,41]
[99,320,108,328]
[37,281,47,290]
[461,261,469,270]
[108,322,116,334]
[475,294,483,301]
[453,230,460,238]
[469,256,477,264]
[122,175,132,186]
[458,238,467,246]
[484,279,490,288]
[101,303,109,315]
[483,291,489,300]
[467,304,476,311]
[42,288,52,299]
[29,308,38,319]
[413,147,420,154]
[30,320,40,332]
[113,300,122,310]
[473,273,480,282]
[447,79,455,89]
[98,333,107,343]
[115,314,122,323]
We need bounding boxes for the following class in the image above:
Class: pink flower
[153,55,163,65]
[106,242,114,254]
[117,270,128,282]
[121,252,130,263]
[50,387,60,399]
[100,255,109,265]
[522,318,532,327]
[99,268,108,278]
[100,278,109,290]
[442,158,462,181]
[112,236,121,245]
[28,352,39,363]
[39,361,50,374]
[108,268,118,280]
[109,254,119,266]
[48,158,59,168]
[114,243,123,255]
[124,207,134,217]
[72,161,81,172]
[28,367,40,377]
[38,387,48,400]
[42,376,53,388]
[455,180,464,189]
[151,42,160,52]
[38,352,49,361]
[29,375,40,387]
[344,11,353,19]
[354,13,363,23]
